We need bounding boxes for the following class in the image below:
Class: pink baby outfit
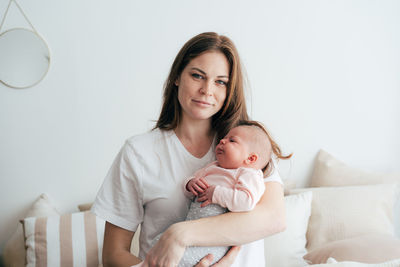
[184,161,265,212]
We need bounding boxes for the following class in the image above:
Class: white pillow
[291,184,397,251]
[310,149,400,238]
[22,211,105,267]
[311,257,400,267]
[264,191,312,267]
[3,194,59,267]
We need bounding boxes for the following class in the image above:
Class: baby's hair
[237,120,293,177]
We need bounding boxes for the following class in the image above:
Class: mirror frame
[0,27,51,89]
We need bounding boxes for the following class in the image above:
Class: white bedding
[310,257,400,267]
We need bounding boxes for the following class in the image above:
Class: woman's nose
[200,81,213,96]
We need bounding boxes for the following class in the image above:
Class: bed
[3,150,400,267]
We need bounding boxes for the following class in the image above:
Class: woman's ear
[175,78,179,87]
[245,154,258,165]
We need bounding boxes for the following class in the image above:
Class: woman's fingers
[213,246,241,266]
[194,254,214,267]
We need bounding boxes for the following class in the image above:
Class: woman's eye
[192,73,203,79]
[216,80,227,86]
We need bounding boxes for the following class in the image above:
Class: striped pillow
[22,211,105,267]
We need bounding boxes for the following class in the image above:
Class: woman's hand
[195,246,241,267]
[142,224,186,267]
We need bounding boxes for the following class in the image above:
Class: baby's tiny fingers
[196,181,208,190]
[189,187,198,196]
[197,195,207,202]
[198,178,209,188]
[193,184,204,193]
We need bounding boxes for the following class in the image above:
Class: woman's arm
[144,181,286,266]
[103,222,142,267]
[180,181,286,246]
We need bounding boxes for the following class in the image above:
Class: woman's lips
[192,99,213,106]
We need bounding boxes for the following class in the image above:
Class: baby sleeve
[182,161,217,199]
[91,141,144,232]
[212,169,265,212]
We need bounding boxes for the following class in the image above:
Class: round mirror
[0,28,50,89]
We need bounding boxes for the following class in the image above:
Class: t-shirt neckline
[172,131,216,161]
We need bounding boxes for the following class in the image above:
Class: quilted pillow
[291,183,397,251]
[310,149,400,238]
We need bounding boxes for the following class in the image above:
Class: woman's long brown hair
[154,32,248,141]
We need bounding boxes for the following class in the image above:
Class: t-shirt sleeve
[91,141,144,232]
[263,158,284,185]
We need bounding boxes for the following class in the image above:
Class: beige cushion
[310,149,400,187]
[78,202,93,212]
[283,179,296,196]
[310,149,400,238]
[22,211,105,266]
[304,234,400,264]
[3,194,59,267]
[264,191,312,267]
[291,184,397,251]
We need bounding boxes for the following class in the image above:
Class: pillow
[310,149,400,187]
[78,202,93,212]
[79,202,140,257]
[310,149,400,238]
[264,191,312,267]
[290,183,397,251]
[311,257,400,267]
[3,194,59,267]
[282,179,296,196]
[304,234,400,264]
[22,211,105,267]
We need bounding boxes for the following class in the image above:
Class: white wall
[1,0,399,254]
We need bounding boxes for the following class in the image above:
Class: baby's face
[215,126,253,169]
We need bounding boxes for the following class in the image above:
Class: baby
[178,121,274,266]
[136,121,279,267]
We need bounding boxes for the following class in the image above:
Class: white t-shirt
[92,129,283,266]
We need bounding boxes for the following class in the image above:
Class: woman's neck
[174,118,214,158]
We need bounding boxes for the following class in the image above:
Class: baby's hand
[197,185,216,207]
[187,177,209,196]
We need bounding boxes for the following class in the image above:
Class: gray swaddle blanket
[152,200,228,267]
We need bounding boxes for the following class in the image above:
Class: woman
[92,32,286,267]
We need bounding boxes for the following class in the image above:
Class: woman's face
[176,51,229,123]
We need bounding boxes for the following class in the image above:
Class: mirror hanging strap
[0,0,38,34]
